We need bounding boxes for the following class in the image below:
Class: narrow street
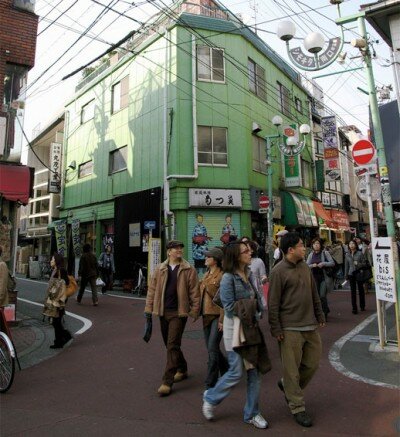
[1,278,399,436]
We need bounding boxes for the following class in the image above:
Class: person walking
[202,241,270,429]
[0,246,10,309]
[345,239,367,314]
[199,247,228,390]
[43,253,73,349]
[330,241,345,289]
[144,240,200,397]
[268,232,325,428]
[98,245,115,294]
[77,244,99,306]
[273,229,288,266]
[306,238,335,320]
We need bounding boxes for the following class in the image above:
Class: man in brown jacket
[145,240,200,396]
[268,232,325,428]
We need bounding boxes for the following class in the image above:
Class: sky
[22,0,395,156]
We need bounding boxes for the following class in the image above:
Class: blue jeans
[203,350,261,421]
[203,318,229,389]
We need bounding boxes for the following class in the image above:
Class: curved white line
[17,297,92,335]
[328,310,398,390]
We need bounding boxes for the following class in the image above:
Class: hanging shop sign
[129,222,141,247]
[148,237,161,278]
[283,154,302,187]
[321,116,341,181]
[290,37,341,69]
[71,218,81,257]
[189,189,242,208]
[54,219,67,256]
[49,142,62,194]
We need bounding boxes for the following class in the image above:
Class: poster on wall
[321,115,341,181]
[148,238,161,278]
[187,210,240,271]
[129,223,141,247]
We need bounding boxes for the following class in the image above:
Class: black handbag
[354,267,373,282]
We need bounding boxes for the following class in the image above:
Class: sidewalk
[9,288,399,388]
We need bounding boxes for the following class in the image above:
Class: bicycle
[0,310,16,393]
[133,262,147,297]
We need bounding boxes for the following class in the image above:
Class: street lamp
[265,116,310,272]
[277,3,400,351]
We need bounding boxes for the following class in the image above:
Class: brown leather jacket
[200,268,224,322]
[145,259,200,319]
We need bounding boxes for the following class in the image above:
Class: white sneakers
[245,413,269,429]
[202,400,215,420]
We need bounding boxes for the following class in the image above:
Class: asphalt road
[1,278,399,436]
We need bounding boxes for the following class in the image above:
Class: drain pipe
[163,29,171,242]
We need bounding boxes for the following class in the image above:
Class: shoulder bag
[65,275,78,297]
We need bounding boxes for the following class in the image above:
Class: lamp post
[265,116,310,272]
[276,2,400,351]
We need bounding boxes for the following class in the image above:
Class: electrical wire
[38,0,80,36]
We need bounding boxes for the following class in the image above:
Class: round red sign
[352,139,375,166]
[259,195,270,208]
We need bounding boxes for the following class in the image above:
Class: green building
[61,0,317,277]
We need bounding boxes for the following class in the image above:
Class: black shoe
[277,380,289,404]
[294,411,312,427]
[352,309,358,314]
[361,308,366,311]
[50,343,63,349]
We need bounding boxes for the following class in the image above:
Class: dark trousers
[77,276,98,303]
[160,310,187,386]
[349,276,365,311]
[52,315,72,346]
[314,275,329,316]
[100,268,113,292]
[203,317,228,389]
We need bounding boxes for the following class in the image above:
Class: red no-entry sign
[259,195,270,208]
[352,139,376,166]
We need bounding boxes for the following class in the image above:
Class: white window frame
[111,75,129,114]
[295,97,303,113]
[196,46,225,83]
[197,126,228,166]
[78,160,94,178]
[81,99,95,124]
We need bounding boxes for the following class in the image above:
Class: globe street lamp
[277,2,399,351]
[265,116,310,272]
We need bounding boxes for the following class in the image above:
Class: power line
[38,0,79,36]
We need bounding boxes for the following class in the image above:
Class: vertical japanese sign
[148,237,161,278]
[284,155,302,187]
[54,219,67,256]
[372,237,397,303]
[321,116,341,181]
[49,142,62,194]
[71,218,81,257]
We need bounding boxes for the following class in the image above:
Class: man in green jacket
[268,232,325,428]
[145,240,200,396]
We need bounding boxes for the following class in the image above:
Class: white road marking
[17,297,92,335]
[328,308,398,390]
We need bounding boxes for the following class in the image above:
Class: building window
[78,160,94,178]
[111,76,129,113]
[295,97,303,113]
[278,82,290,116]
[252,135,266,174]
[248,59,266,101]
[109,146,128,174]
[81,99,95,124]
[198,126,228,166]
[197,46,225,82]
[315,138,324,155]
[301,159,311,189]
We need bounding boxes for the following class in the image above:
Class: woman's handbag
[96,277,105,287]
[354,267,373,282]
[65,275,78,298]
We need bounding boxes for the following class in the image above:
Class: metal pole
[365,173,385,347]
[358,16,400,352]
[266,137,273,273]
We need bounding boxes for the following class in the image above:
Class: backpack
[7,272,16,293]
[65,275,78,297]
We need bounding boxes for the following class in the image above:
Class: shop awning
[312,201,338,229]
[282,192,318,227]
[0,163,34,205]
[330,210,350,231]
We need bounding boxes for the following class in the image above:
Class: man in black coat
[77,244,99,305]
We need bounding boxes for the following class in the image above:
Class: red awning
[312,201,338,229]
[0,164,34,205]
[330,210,350,231]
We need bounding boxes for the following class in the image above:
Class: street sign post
[352,139,376,165]
[372,237,397,303]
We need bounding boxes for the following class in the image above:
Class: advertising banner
[54,219,67,256]
[71,218,81,257]
[284,155,302,187]
[49,142,62,194]
[321,116,341,181]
